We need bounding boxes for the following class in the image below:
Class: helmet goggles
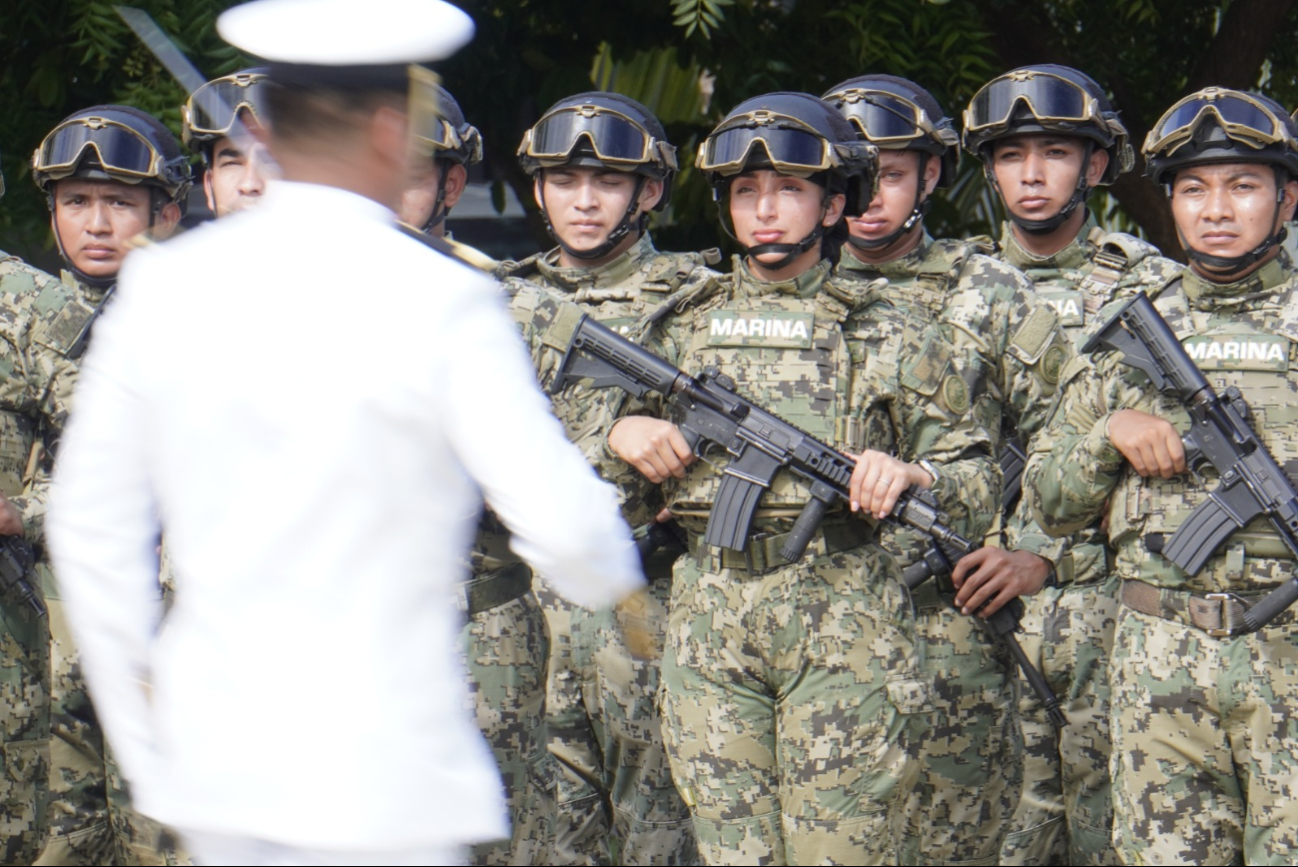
[698,111,854,177]
[34,117,164,181]
[183,73,267,142]
[520,104,676,170]
[823,87,954,147]
[1145,88,1297,157]
[419,116,483,162]
[964,70,1103,135]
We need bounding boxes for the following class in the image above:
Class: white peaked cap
[218,0,475,65]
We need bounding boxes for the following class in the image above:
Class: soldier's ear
[1280,176,1298,223]
[822,192,847,226]
[638,177,664,213]
[921,153,941,197]
[442,163,469,211]
[153,202,182,240]
[1085,148,1109,187]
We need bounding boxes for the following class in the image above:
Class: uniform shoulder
[0,254,60,300]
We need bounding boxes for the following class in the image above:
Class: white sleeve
[438,274,644,608]
[46,256,167,793]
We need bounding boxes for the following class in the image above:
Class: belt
[689,521,872,576]
[463,561,532,617]
[1120,579,1295,637]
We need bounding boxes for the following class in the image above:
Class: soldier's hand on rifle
[951,548,1050,617]
[0,494,23,537]
[848,451,933,520]
[1106,409,1186,479]
[609,417,696,483]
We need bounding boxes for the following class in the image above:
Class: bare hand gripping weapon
[548,304,1065,727]
[1084,291,1298,633]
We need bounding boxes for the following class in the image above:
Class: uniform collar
[998,212,1098,274]
[1181,250,1295,311]
[734,255,832,299]
[61,270,111,304]
[534,233,657,291]
[837,232,933,281]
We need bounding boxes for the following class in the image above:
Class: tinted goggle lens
[187,76,266,136]
[528,110,651,163]
[700,126,829,173]
[36,120,158,176]
[968,74,1091,129]
[831,90,924,142]
[1155,96,1283,144]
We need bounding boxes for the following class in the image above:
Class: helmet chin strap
[721,191,832,273]
[847,153,930,253]
[1181,182,1289,276]
[420,162,453,234]
[990,142,1093,236]
[540,174,647,262]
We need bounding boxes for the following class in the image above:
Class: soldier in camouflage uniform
[0,152,81,863]
[504,92,716,866]
[960,66,1182,866]
[401,83,552,867]
[606,91,997,866]
[822,75,1070,866]
[1026,88,1298,866]
[29,105,190,867]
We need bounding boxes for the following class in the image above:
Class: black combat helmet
[1144,87,1298,272]
[823,75,958,250]
[411,84,483,232]
[182,68,271,160]
[697,91,879,269]
[32,105,192,288]
[962,65,1133,233]
[34,105,192,205]
[518,91,677,260]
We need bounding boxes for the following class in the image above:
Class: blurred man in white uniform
[45,1,644,864]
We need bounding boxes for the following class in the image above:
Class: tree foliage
[3,0,1298,266]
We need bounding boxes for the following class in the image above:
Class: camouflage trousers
[661,540,925,866]
[897,588,1023,866]
[536,572,697,866]
[1001,573,1120,867]
[36,587,187,866]
[460,578,551,867]
[1110,601,1298,866]
[0,583,50,865]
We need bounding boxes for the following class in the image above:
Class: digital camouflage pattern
[838,235,1067,865]
[32,271,186,867]
[460,508,550,867]
[996,216,1179,867]
[503,233,720,865]
[651,257,996,865]
[1026,254,1298,865]
[0,252,75,865]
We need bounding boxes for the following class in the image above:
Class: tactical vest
[665,265,954,533]
[1023,227,1162,342]
[1107,276,1298,592]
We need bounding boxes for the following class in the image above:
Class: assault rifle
[0,538,44,616]
[1084,291,1298,632]
[549,306,1064,726]
[1001,436,1027,513]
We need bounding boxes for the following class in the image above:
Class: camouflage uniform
[442,236,553,867]
[837,235,1069,866]
[34,271,185,867]
[651,255,995,866]
[504,233,717,865]
[0,252,75,865]
[994,217,1179,867]
[1026,254,1298,865]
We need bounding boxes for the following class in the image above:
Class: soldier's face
[728,170,845,274]
[204,137,279,217]
[52,178,179,279]
[847,150,939,245]
[990,134,1107,221]
[1170,162,1298,272]
[398,160,468,230]
[537,167,663,256]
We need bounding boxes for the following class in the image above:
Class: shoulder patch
[1040,342,1069,385]
[1006,303,1061,364]
[941,373,970,414]
[900,333,951,397]
[34,295,97,357]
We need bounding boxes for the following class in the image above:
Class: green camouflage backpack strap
[496,250,545,281]
[30,274,103,361]
[630,249,724,341]
[1075,228,1161,312]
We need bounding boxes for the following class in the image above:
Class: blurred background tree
[2,0,1296,268]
